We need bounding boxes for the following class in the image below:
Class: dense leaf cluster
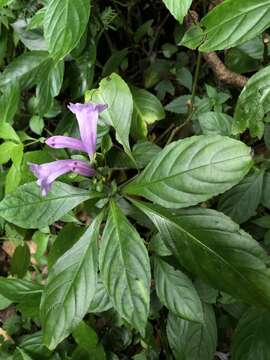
[0,0,270,359]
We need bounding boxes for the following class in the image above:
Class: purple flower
[46,102,107,159]
[29,160,95,196]
[67,102,107,159]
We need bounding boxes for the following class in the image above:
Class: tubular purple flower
[29,159,95,196]
[67,102,108,159]
[45,136,86,152]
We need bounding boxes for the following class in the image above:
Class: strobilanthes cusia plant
[29,102,107,196]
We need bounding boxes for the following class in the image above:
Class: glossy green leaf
[131,87,165,139]
[199,0,270,52]
[93,73,133,157]
[0,181,90,229]
[154,257,203,322]
[232,308,270,360]
[72,321,98,350]
[124,135,252,208]
[48,224,84,269]
[0,278,42,306]
[167,305,217,360]
[0,51,50,89]
[233,65,270,136]
[131,200,270,309]
[88,278,112,313]
[198,112,233,136]
[0,123,20,143]
[0,83,20,123]
[44,0,91,60]
[41,213,103,350]
[20,331,52,359]
[99,200,150,335]
[162,0,192,23]
[218,170,264,224]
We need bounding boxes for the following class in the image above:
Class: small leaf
[29,115,44,135]
[162,0,192,23]
[0,181,90,229]
[198,111,233,136]
[124,135,252,208]
[167,305,217,360]
[0,83,20,123]
[99,200,150,335]
[0,278,42,306]
[93,73,133,157]
[44,0,91,60]
[154,257,203,322]
[41,213,103,350]
[72,321,98,350]
[10,245,30,278]
[131,87,165,139]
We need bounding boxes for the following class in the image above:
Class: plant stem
[166,52,202,145]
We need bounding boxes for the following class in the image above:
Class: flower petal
[45,136,86,152]
[67,102,107,159]
[29,159,95,196]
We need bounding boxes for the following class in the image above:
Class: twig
[202,52,247,88]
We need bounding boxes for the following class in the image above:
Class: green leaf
[10,245,30,278]
[93,73,133,157]
[262,172,270,209]
[162,0,192,23]
[72,321,98,350]
[167,305,217,360]
[20,331,52,359]
[29,115,44,135]
[232,308,270,359]
[131,87,165,139]
[0,123,20,143]
[48,223,84,269]
[218,170,264,224]
[131,200,270,309]
[99,200,150,335]
[44,0,91,60]
[0,51,50,89]
[124,135,252,208]
[154,257,203,323]
[0,142,18,164]
[0,278,42,306]
[198,112,233,136]
[88,278,112,313]
[233,65,270,136]
[198,0,270,52]
[0,181,90,229]
[41,213,103,350]
[0,83,20,123]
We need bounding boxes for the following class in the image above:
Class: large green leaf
[231,308,270,360]
[198,0,270,52]
[233,65,270,136]
[0,278,42,306]
[93,73,133,157]
[40,214,103,350]
[162,0,192,23]
[131,200,270,309]
[154,257,203,323]
[218,170,264,224]
[99,200,150,335]
[0,51,50,89]
[0,83,20,123]
[44,0,91,60]
[0,182,90,229]
[131,87,165,139]
[167,305,217,360]
[124,135,252,208]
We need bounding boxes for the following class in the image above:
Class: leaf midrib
[139,202,270,308]
[127,154,250,190]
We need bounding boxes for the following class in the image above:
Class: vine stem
[166,51,202,145]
